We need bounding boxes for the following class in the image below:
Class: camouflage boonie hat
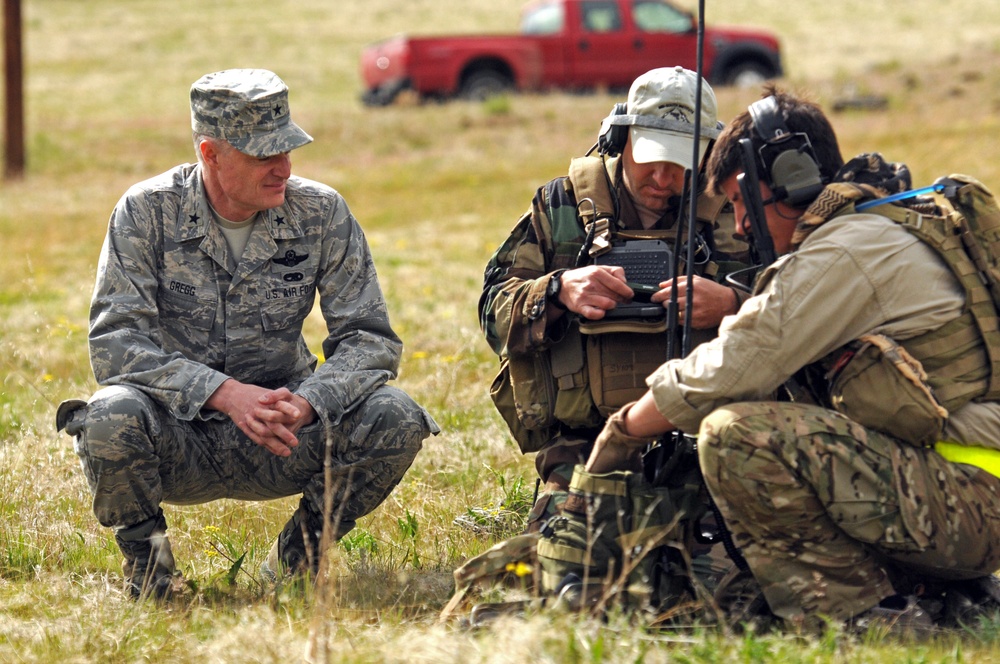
[190,69,313,158]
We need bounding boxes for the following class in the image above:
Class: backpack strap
[568,156,618,231]
[873,187,1000,402]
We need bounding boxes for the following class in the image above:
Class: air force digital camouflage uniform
[646,171,1000,625]
[73,164,436,530]
[58,69,437,593]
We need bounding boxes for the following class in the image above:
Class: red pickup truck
[360,0,782,106]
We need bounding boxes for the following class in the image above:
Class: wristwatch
[546,270,567,310]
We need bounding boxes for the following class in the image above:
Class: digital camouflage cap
[190,69,313,158]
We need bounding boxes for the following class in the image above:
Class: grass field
[4,0,1000,661]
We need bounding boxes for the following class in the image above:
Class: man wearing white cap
[58,69,438,598]
[479,66,747,535]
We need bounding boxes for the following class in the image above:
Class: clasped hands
[206,379,316,457]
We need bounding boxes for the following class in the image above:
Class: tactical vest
[499,156,726,453]
[766,177,999,446]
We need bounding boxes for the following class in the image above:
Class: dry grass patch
[4,0,1000,661]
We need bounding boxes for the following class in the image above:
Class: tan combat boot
[260,503,324,584]
[115,511,180,600]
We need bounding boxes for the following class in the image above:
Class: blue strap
[855,184,945,212]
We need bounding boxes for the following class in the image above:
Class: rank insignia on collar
[273,249,309,267]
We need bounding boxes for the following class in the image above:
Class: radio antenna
[681,0,707,357]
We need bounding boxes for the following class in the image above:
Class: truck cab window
[521,1,565,35]
[632,0,693,33]
[581,2,623,33]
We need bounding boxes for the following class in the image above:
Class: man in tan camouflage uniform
[586,86,1000,631]
[57,69,438,598]
[479,67,747,532]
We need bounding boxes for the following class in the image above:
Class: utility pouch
[827,334,948,447]
[491,326,605,453]
[579,323,669,417]
[551,325,603,430]
[490,357,556,454]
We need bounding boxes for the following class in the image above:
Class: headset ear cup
[770,149,824,207]
[748,95,825,208]
[598,102,629,156]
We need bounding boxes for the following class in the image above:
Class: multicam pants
[65,384,434,536]
[698,401,1000,625]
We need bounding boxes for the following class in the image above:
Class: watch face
[547,274,560,298]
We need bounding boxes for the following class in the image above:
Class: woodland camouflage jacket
[479,155,739,359]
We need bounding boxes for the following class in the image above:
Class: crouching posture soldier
[57,69,438,599]
[479,67,748,535]
[586,86,1000,632]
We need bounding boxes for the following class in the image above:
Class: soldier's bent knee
[364,386,435,440]
[698,403,770,445]
[75,386,160,458]
[696,403,777,482]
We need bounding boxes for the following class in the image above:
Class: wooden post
[4,0,24,179]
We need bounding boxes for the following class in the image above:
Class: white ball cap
[627,66,718,169]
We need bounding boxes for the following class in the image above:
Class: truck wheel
[461,70,512,101]
[361,79,409,107]
[361,88,395,107]
[723,62,771,88]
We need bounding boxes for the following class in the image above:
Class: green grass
[5,0,1000,661]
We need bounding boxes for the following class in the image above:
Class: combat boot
[523,482,568,534]
[522,463,576,534]
[848,594,937,638]
[712,566,776,633]
[942,575,1000,626]
[114,511,179,600]
[260,502,325,584]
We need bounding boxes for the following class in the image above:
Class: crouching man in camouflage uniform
[480,67,748,533]
[57,69,438,599]
[586,86,1000,631]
